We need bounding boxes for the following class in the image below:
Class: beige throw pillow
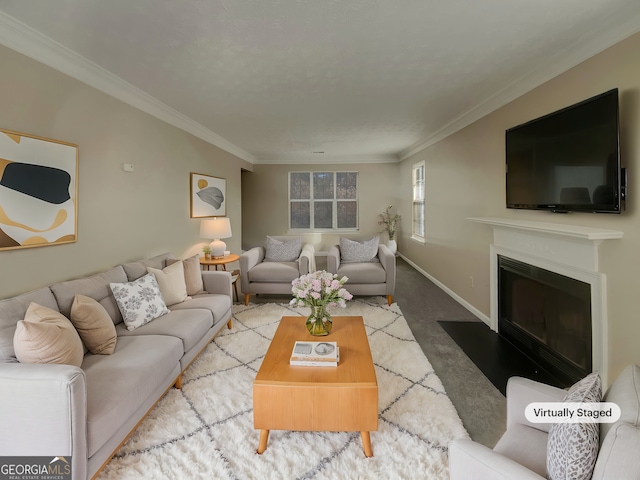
[166,255,204,296]
[70,295,117,355]
[147,261,190,306]
[13,302,84,367]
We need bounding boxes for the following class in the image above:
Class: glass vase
[306,305,332,336]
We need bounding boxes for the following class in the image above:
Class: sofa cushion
[170,294,232,326]
[147,261,190,306]
[121,253,173,281]
[14,303,84,367]
[70,295,117,355]
[166,255,205,296]
[116,308,213,354]
[50,266,128,325]
[265,236,301,262]
[340,236,379,263]
[110,273,169,331]
[601,364,640,443]
[0,287,59,363]
[82,335,183,457]
[547,372,602,480]
[337,260,386,284]
[248,261,300,283]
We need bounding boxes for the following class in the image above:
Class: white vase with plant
[378,205,401,255]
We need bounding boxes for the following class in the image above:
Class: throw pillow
[13,302,84,367]
[147,261,190,306]
[547,372,602,480]
[265,236,302,262]
[166,254,204,296]
[110,273,169,331]
[340,236,379,263]
[70,294,117,355]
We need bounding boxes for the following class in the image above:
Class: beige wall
[242,163,400,253]
[0,45,250,299]
[398,31,640,382]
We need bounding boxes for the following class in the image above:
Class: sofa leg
[387,295,393,306]
[174,374,182,389]
[227,319,233,329]
[244,293,250,306]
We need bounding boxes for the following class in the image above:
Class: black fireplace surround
[498,255,592,386]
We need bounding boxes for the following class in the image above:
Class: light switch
[123,163,134,172]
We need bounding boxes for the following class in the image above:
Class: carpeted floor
[98,299,469,479]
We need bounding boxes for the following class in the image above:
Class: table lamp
[200,217,232,258]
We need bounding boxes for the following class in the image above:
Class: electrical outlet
[123,163,134,172]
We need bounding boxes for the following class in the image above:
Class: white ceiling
[0,0,639,164]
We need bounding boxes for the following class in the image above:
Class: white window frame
[288,171,359,232]
[412,161,425,243]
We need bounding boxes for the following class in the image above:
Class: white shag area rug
[98,299,469,479]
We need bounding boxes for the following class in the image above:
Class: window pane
[336,172,357,199]
[291,202,310,228]
[314,202,333,229]
[337,201,357,228]
[413,201,425,236]
[290,172,310,199]
[313,172,334,199]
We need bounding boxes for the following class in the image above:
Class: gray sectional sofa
[0,253,233,480]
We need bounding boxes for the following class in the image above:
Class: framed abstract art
[190,172,226,217]
[0,129,78,251]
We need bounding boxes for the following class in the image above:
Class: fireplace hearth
[498,255,592,386]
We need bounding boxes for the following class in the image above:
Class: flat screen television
[506,88,623,213]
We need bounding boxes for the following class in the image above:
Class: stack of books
[289,341,340,367]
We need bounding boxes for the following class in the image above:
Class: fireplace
[498,255,592,386]
[469,217,623,388]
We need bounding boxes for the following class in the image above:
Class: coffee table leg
[360,431,373,457]
[257,429,270,454]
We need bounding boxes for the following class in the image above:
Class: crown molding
[253,153,400,165]
[0,11,255,163]
[399,15,640,161]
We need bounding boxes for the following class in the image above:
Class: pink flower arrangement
[290,270,353,309]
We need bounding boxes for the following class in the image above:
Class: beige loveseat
[449,364,640,480]
[0,253,232,480]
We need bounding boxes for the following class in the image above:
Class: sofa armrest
[0,363,87,479]
[377,244,396,294]
[299,244,316,275]
[202,270,233,297]
[449,439,546,480]
[506,376,567,433]
[240,247,265,291]
[327,245,340,274]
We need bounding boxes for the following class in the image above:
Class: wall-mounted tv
[506,88,623,213]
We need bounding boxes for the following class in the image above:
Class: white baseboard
[397,252,491,326]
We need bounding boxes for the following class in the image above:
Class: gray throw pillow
[340,237,379,263]
[547,372,602,480]
[265,236,302,262]
[110,273,169,331]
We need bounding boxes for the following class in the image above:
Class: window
[412,161,425,240]
[289,171,358,230]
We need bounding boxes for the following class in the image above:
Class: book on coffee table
[290,341,339,367]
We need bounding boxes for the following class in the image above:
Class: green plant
[202,245,212,254]
[378,205,401,240]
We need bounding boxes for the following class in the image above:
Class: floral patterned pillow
[110,273,169,331]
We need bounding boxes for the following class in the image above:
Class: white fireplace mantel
[469,216,624,387]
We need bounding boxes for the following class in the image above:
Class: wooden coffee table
[253,316,378,457]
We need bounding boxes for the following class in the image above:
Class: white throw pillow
[547,372,602,480]
[147,261,190,306]
[13,302,84,367]
[265,236,302,262]
[340,237,379,263]
[110,273,169,331]
[166,254,205,296]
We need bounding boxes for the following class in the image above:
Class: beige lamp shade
[200,217,232,257]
